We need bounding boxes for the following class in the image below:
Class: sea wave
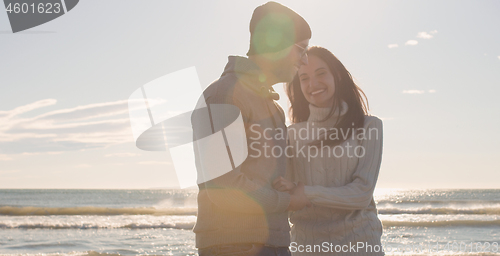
[4,203,500,216]
[0,250,498,256]
[1,219,499,229]
[0,222,195,230]
[0,206,197,216]
[3,205,500,216]
[381,219,500,227]
[378,206,500,215]
[0,251,166,256]
[376,199,500,205]
[0,215,196,230]
[1,213,499,230]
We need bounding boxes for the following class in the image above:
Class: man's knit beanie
[247,1,311,56]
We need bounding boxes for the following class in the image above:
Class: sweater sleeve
[303,116,383,210]
[193,87,291,214]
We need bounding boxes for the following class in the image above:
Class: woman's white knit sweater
[287,102,384,255]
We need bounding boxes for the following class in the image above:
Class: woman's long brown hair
[286,46,369,146]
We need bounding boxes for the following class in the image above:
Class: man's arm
[192,90,292,214]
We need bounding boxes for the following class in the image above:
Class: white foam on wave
[378,205,500,215]
[0,206,197,216]
[0,252,123,256]
[0,215,196,230]
[379,213,500,227]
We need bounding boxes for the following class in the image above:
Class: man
[192,2,311,256]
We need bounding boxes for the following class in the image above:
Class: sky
[0,0,499,189]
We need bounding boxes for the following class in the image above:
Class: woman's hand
[287,182,312,211]
[273,176,296,192]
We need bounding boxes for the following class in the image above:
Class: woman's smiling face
[298,54,336,108]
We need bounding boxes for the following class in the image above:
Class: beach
[0,189,499,255]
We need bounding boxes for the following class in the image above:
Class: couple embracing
[192,2,384,255]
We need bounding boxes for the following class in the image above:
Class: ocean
[0,189,499,255]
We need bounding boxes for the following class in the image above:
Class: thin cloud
[21,151,63,156]
[0,99,134,154]
[430,30,438,34]
[75,164,92,168]
[0,154,13,161]
[0,170,22,181]
[417,32,433,39]
[405,40,418,46]
[138,161,171,165]
[105,153,141,157]
[37,100,130,122]
[0,170,20,174]
[388,44,399,49]
[0,99,57,120]
[402,90,425,94]
[497,56,500,60]
[428,90,437,93]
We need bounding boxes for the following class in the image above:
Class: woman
[274,46,384,255]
